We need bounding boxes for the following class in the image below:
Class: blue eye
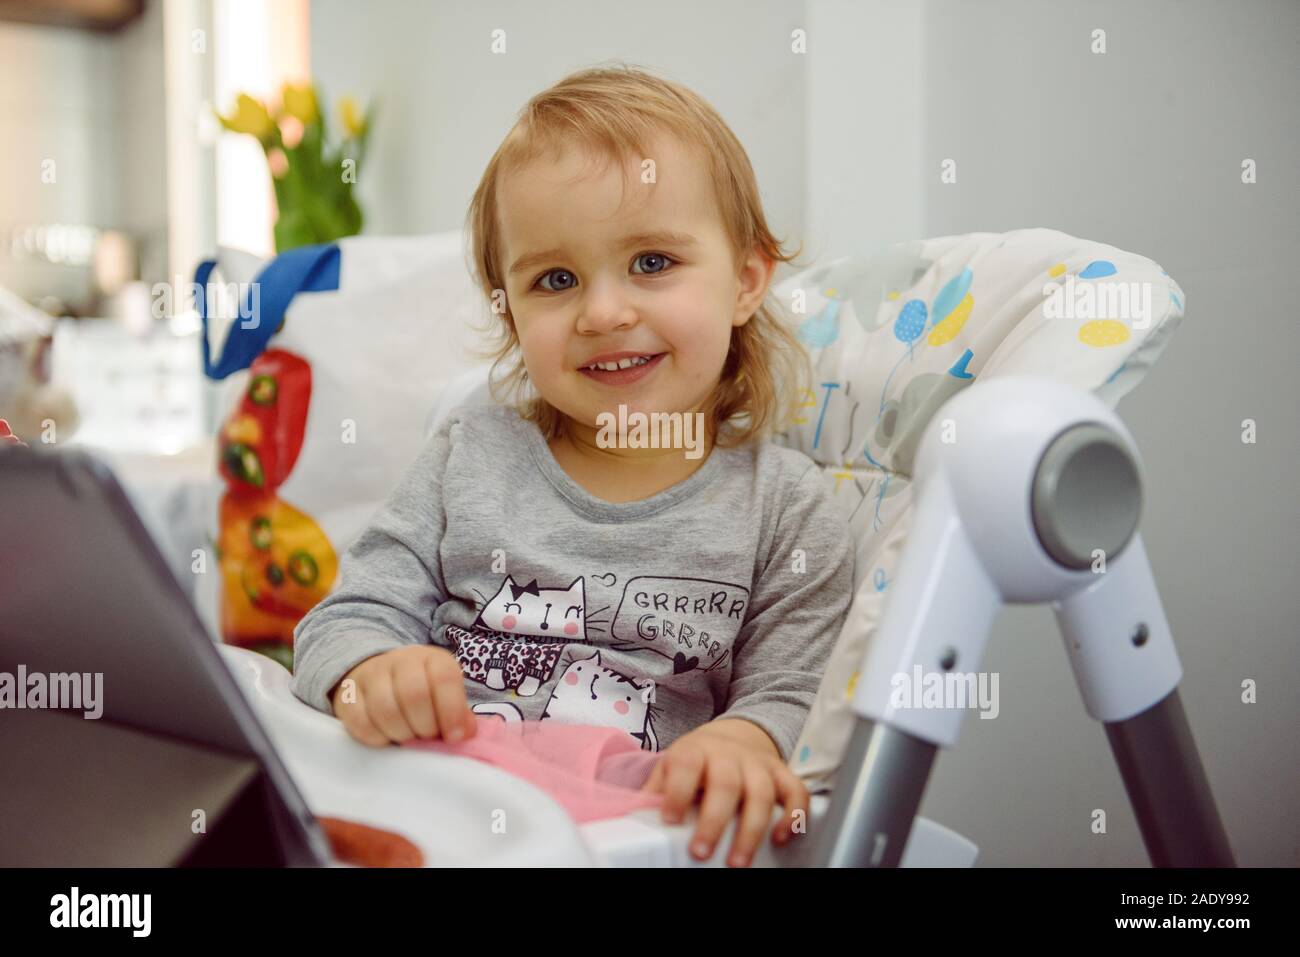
[530,253,677,292]
[536,269,576,292]
[632,252,675,275]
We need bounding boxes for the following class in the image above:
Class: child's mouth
[578,352,666,386]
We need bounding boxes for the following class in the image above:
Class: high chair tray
[220,645,976,867]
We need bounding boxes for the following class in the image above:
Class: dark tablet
[0,444,332,866]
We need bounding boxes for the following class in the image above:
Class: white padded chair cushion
[770,227,1185,789]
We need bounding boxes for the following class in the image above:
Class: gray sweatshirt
[290,403,854,762]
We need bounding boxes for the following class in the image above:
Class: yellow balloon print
[1049,263,1067,278]
[845,670,860,701]
[928,292,974,346]
[1078,319,1130,347]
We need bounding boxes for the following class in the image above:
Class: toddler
[291,65,854,867]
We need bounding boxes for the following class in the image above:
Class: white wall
[805,0,926,261]
[310,0,806,279]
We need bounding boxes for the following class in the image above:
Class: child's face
[497,133,772,439]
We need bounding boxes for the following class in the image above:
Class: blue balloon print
[798,298,841,349]
[1170,290,1182,310]
[894,299,928,343]
[799,745,811,763]
[948,348,974,379]
[931,267,972,324]
[1079,260,1117,280]
[873,567,889,592]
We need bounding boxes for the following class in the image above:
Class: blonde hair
[463,63,811,448]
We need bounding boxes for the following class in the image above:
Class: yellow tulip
[217,93,275,143]
[339,95,365,137]
[281,82,319,126]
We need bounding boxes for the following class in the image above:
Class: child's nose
[575,278,638,334]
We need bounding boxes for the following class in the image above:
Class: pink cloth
[402,721,663,823]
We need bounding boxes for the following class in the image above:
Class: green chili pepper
[249,375,278,405]
[250,516,272,550]
[223,441,265,488]
[287,550,319,586]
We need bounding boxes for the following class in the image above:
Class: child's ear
[733,250,776,328]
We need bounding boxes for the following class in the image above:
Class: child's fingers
[425,652,474,741]
[393,659,439,739]
[657,746,706,823]
[770,765,812,844]
[336,685,390,748]
[363,670,415,743]
[690,757,743,861]
[726,764,776,867]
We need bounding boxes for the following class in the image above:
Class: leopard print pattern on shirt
[444,623,574,698]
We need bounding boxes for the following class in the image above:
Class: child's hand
[640,721,810,867]
[329,645,477,748]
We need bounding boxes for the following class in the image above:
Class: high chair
[202,227,1191,866]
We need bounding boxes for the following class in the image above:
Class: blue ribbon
[194,242,341,380]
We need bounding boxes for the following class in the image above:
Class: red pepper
[217,348,311,494]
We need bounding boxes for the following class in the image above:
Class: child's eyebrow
[508,230,699,276]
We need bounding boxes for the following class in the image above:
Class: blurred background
[0,0,1295,866]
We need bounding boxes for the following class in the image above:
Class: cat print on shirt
[542,650,660,751]
[475,575,588,640]
[448,575,589,697]
[472,650,660,752]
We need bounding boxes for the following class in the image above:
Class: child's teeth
[592,356,651,371]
